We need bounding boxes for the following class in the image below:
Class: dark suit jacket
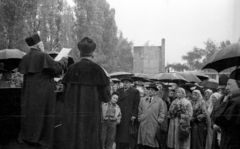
[115,87,140,142]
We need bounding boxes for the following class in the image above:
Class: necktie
[149,97,152,103]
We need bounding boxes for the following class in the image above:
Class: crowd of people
[7,32,239,149]
[107,72,240,149]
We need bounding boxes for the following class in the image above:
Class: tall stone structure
[133,39,165,76]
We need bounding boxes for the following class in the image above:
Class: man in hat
[138,83,165,149]
[214,70,240,149]
[18,33,68,149]
[115,76,140,149]
[57,37,111,149]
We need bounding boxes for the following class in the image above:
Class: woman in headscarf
[167,87,193,149]
[205,92,221,149]
[190,90,207,149]
[204,89,213,109]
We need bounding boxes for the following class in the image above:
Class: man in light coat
[138,83,165,149]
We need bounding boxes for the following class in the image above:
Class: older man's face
[122,80,131,89]
[226,79,240,96]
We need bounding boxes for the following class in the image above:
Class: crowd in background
[105,72,240,149]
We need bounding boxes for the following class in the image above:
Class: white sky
[66,0,238,64]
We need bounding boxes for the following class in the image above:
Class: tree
[0,0,134,73]
[0,0,37,50]
[182,47,205,70]
[182,39,231,70]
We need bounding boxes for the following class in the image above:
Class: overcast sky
[65,0,238,64]
[106,0,238,64]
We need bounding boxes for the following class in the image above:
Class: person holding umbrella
[17,33,68,149]
[211,74,229,149]
[214,69,240,149]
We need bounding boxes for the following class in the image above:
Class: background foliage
[0,0,133,73]
[167,39,231,71]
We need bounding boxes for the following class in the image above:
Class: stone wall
[133,39,165,76]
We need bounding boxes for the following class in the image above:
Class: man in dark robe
[18,33,68,149]
[214,69,240,149]
[115,76,140,149]
[57,37,111,149]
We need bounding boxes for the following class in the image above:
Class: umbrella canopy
[109,71,133,79]
[132,73,151,82]
[133,73,149,78]
[198,78,218,90]
[0,49,26,70]
[202,42,240,72]
[153,73,188,83]
[46,51,74,67]
[190,71,209,81]
[176,72,201,83]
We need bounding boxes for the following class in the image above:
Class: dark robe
[17,48,67,149]
[214,94,240,149]
[115,87,140,147]
[57,58,111,149]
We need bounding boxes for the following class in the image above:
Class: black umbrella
[0,49,26,70]
[202,42,240,72]
[152,73,188,84]
[109,71,133,79]
[132,73,151,82]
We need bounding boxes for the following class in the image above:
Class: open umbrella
[46,51,74,67]
[0,49,26,70]
[153,73,188,83]
[176,72,201,83]
[202,42,240,72]
[132,73,151,82]
[109,71,133,79]
[198,78,218,90]
[190,71,209,81]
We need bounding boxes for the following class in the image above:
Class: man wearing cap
[214,70,240,149]
[115,76,140,149]
[138,83,165,149]
[18,33,68,148]
[58,37,111,149]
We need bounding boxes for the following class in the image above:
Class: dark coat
[57,58,111,149]
[115,87,140,143]
[214,94,240,149]
[18,48,67,149]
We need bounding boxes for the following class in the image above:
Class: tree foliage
[0,0,133,73]
[181,39,231,70]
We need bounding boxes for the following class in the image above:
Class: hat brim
[121,78,133,82]
[146,87,158,91]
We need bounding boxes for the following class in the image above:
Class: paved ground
[1,142,44,149]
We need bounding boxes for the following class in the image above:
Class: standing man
[116,76,140,149]
[211,74,229,149]
[18,33,68,149]
[138,83,165,149]
[58,37,111,149]
[214,69,240,149]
